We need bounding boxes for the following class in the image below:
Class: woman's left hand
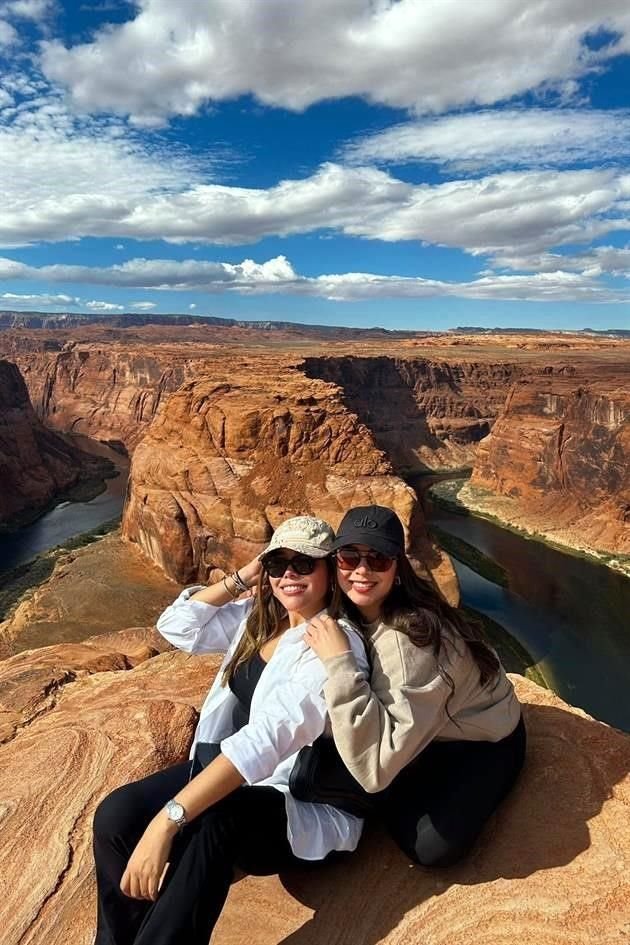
[120,815,177,901]
[305,614,351,661]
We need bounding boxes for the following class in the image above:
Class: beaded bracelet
[222,575,239,599]
[231,570,249,593]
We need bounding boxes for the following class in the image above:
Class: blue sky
[1,1,630,330]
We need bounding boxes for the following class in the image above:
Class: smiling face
[335,543,397,622]
[264,548,330,624]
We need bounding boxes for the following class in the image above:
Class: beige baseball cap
[261,515,334,559]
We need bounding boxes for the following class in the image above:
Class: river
[0,437,129,574]
[424,492,630,733]
[1,447,628,732]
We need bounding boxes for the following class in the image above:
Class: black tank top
[229,650,267,730]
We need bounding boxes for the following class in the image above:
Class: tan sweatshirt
[323,619,521,793]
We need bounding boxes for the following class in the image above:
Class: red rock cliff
[121,358,442,586]
[463,369,630,559]
[0,360,114,528]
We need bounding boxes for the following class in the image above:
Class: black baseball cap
[331,505,405,557]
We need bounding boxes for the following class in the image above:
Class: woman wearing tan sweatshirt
[305,505,525,868]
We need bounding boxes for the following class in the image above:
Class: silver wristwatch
[164,799,187,830]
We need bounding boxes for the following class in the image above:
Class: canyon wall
[121,358,451,589]
[302,355,522,471]
[462,371,630,560]
[0,360,114,528]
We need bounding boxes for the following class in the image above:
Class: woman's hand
[238,555,263,589]
[305,614,351,661]
[120,814,178,901]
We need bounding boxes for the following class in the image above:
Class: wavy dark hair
[222,556,336,687]
[331,554,500,713]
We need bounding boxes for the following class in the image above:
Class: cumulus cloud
[491,245,630,276]
[85,299,125,311]
[1,0,53,20]
[41,0,630,124]
[342,109,630,172]
[0,253,626,303]
[131,300,157,310]
[3,149,629,258]
[0,18,17,44]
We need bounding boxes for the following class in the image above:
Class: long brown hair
[222,557,336,687]
[333,554,500,710]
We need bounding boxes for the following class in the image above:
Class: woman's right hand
[237,556,262,588]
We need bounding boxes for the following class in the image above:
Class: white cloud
[189,303,196,309]
[342,109,630,172]
[0,253,626,303]
[115,243,124,250]
[492,244,630,276]
[85,299,125,311]
[131,300,157,310]
[1,0,53,20]
[0,82,207,247]
[0,291,78,305]
[0,18,17,45]
[41,0,630,124]
[3,149,629,258]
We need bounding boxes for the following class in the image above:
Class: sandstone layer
[0,632,627,945]
[120,360,446,590]
[0,359,115,528]
[462,367,630,565]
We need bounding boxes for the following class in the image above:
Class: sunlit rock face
[0,359,112,527]
[121,361,433,585]
[0,633,627,945]
[466,373,630,557]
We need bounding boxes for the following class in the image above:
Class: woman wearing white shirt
[92,516,368,945]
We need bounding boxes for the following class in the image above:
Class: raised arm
[156,557,261,654]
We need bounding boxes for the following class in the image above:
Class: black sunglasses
[335,547,396,572]
[262,553,320,578]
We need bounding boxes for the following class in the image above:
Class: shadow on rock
[275,703,630,945]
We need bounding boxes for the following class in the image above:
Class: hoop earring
[394,576,401,586]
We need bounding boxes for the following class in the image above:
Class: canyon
[0,359,115,529]
[0,323,627,566]
[0,320,628,944]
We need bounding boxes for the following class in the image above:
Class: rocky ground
[0,629,627,945]
[0,531,183,657]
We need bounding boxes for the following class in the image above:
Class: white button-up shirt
[156,588,369,860]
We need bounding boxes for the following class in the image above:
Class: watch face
[168,801,184,821]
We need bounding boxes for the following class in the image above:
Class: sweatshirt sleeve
[322,629,452,793]
[156,587,253,654]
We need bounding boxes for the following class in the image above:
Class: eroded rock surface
[121,361,439,587]
[0,360,114,527]
[0,532,183,656]
[464,369,630,561]
[0,635,627,945]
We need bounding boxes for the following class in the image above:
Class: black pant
[93,763,302,945]
[376,716,527,867]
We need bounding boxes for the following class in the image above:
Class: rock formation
[0,630,627,945]
[462,369,630,562]
[0,359,115,528]
[302,355,522,471]
[121,360,443,588]
[2,324,628,565]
